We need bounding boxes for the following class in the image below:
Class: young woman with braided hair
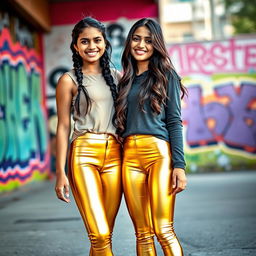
[115,18,187,255]
[55,17,122,255]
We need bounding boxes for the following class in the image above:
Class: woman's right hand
[55,173,70,203]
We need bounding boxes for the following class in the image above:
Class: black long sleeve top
[122,69,186,170]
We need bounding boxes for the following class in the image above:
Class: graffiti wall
[168,37,256,172]
[0,10,50,192]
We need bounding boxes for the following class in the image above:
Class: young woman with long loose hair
[116,18,187,256]
[55,17,122,256]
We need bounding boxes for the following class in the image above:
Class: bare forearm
[54,73,74,203]
[56,125,70,175]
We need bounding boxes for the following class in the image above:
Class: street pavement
[0,170,255,256]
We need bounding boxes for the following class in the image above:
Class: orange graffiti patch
[248,99,256,109]
[245,118,254,126]
[207,118,216,129]
[202,94,230,105]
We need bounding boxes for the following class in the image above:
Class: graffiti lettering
[215,83,256,150]
[168,38,256,75]
[0,27,49,190]
[245,45,256,68]
[182,82,256,153]
[0,62,47,168]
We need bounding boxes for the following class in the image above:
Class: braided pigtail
[72,51,92,115]
[97,26,119,129]
[100,51,118,103]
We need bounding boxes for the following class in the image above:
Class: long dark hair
[115,18,187,133]
[70,17,117,115]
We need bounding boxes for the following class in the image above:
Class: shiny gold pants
[68,133,122,256]
[123,135,183,256]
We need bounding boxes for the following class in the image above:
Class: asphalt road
[0,170,255,256]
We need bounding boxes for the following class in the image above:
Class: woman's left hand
[172,168,187,195]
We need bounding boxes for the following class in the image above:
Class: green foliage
[224,0,256,34]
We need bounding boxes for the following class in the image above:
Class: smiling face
[130,26,154,64]
[74,26,106,65]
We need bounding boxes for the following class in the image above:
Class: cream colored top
[66,69,121,142]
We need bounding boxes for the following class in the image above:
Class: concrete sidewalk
[0,171,256,256]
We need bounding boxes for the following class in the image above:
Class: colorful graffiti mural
[168,37,256,172]
[0,21,50,191]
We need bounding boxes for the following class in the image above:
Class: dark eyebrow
[80,36,102,41]
[133,34,152,39]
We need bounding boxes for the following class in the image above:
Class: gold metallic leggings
[68,133,122,256]
[123,135,183,256]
